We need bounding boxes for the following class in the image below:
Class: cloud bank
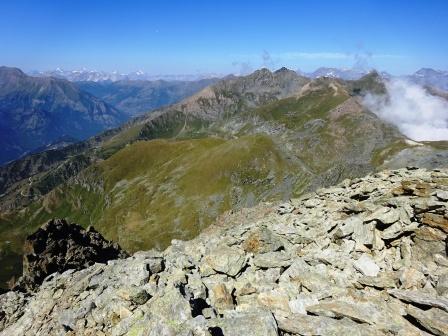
[363,79,448,141]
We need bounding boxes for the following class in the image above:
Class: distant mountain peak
[410,67,448,90]
[305,67,371,80]
[274,66,289,73]
[414,68,445,76]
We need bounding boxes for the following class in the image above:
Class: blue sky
[1,0,447,75]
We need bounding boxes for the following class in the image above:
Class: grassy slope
[0,134,300,261]
[97,135,298,250]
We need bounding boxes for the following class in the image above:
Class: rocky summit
[12,219,128,292]
[1,167,448,336]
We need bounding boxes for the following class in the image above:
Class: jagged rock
[1,168,448,336]
[305,299,412,334]
[352,221,375,247]
[380,221,418,240]
[12,219,128,291]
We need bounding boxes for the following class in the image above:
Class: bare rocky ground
[1,167,448,336]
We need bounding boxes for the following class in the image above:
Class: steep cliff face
[1,167,448,335]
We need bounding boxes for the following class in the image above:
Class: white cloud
[363,79,448,141]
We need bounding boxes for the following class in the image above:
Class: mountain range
[0,67,215,164]
[0,67,126,165]
[29,68,223,82]
[1,66,447,288]
[29,66,448,92]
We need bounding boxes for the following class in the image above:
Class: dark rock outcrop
[12,219,128,291]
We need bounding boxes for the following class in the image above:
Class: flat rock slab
[388,289,448,312]
[276,315,386,336]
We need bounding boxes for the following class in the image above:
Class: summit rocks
[1,167,448,335]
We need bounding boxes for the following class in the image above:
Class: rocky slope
[1,167,448,335]
[0,66,127,164]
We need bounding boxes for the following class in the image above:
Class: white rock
[436,190,448,201]
[289,294,319,314]
[354,254,380,277]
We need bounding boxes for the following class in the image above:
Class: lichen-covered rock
[1,167,448,335]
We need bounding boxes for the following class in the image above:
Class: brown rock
[394,180,432,197]
[211,283,234,312]
[421,213,448,233]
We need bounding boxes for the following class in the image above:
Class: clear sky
[1,0,447,75]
